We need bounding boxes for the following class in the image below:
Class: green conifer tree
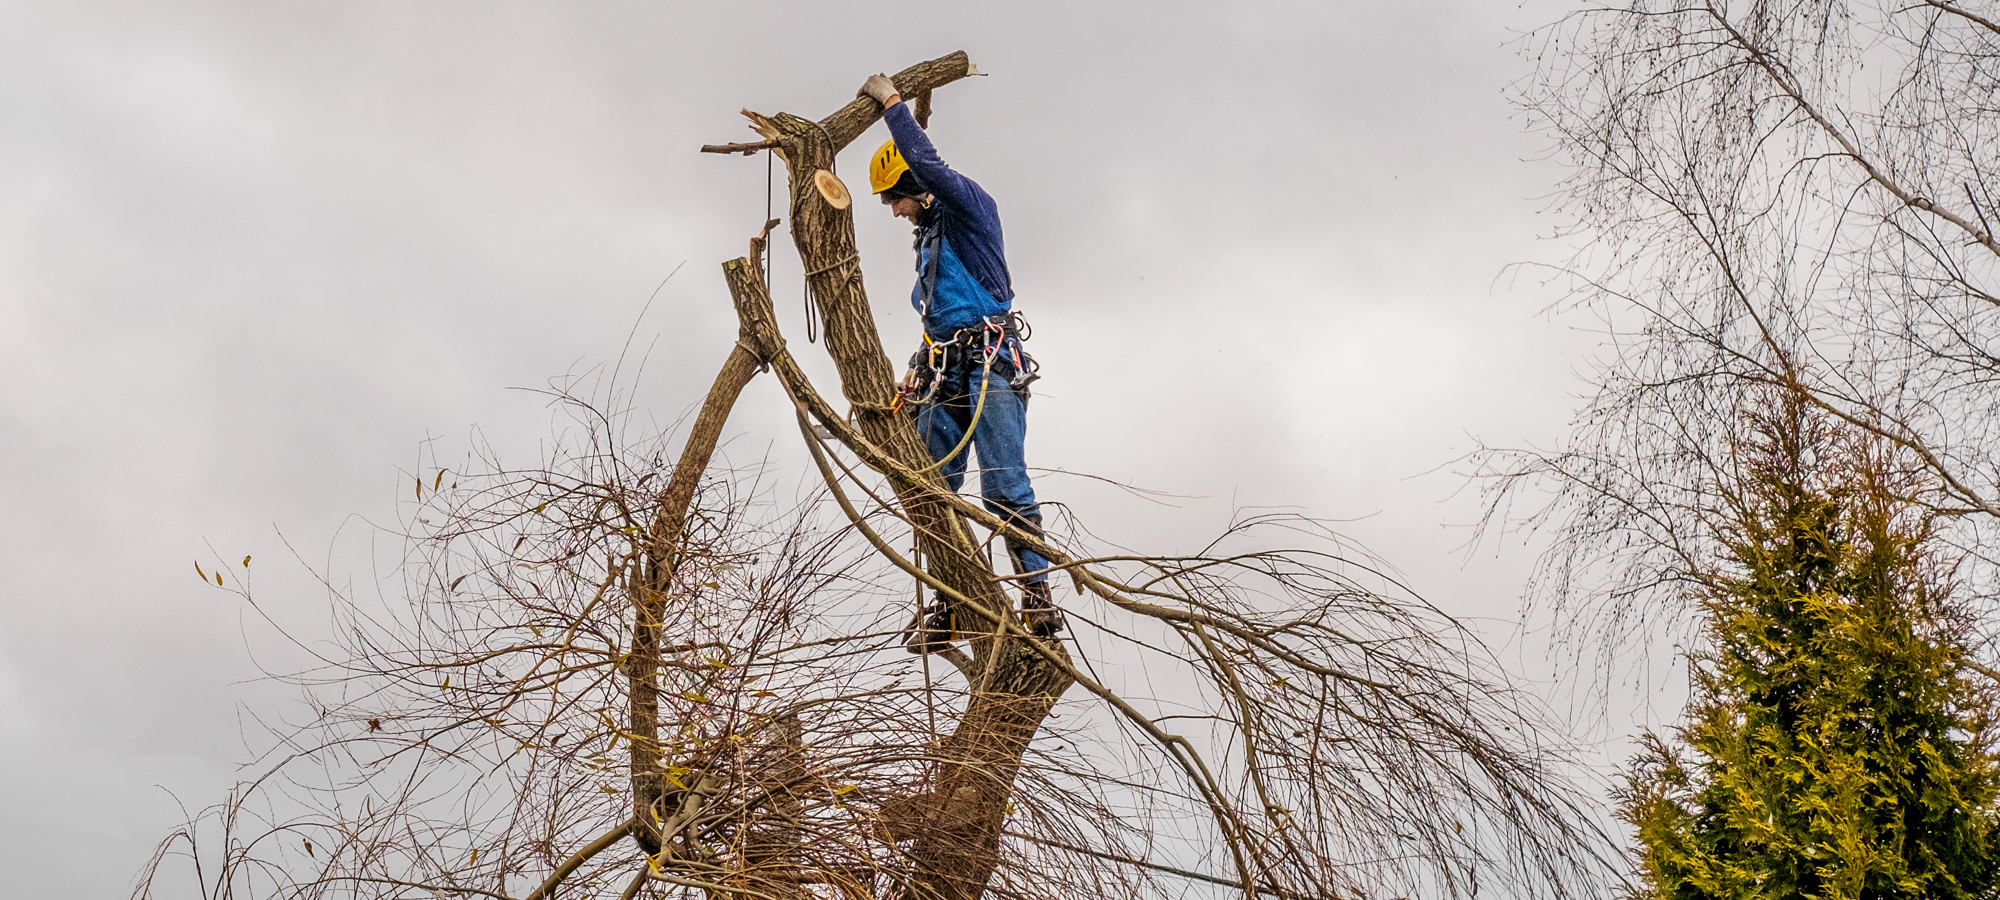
[1620,401,2000,900]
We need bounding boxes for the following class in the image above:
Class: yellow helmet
[868,139,911,195]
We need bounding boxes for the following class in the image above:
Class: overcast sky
[0,2,1645,895]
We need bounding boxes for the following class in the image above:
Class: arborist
[856,73,1064,650]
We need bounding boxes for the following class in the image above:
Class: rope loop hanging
[805,252,860,278]
[803,120,844,343]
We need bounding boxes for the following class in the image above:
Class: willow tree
[139,54,1614,900]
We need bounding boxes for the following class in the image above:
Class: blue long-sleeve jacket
[883,102,1014,338]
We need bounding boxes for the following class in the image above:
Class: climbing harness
[891,311,1039,416]
[913,217,942,320]
[895,313,1041,478]
[998,310,1040,389]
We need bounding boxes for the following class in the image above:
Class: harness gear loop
[893,312,1040,414]
[892,333,945,414]
[903,313,1036,474]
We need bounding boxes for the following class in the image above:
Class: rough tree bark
[634,53,1075,900]
[626,222,775,854]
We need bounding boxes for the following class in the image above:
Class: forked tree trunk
[629,53,1076,900]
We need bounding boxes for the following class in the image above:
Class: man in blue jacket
[857,73,1063,651]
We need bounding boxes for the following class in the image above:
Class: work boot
[1020,580,1065,637]
[903,593,956,654]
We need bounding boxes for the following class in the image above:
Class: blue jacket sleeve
[881,101,1015,306]
[883,102,988,217]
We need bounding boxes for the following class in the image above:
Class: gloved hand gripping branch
[858,73,900,107]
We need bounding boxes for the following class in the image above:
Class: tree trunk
[628,225,780,852]
[721,56,1077,898]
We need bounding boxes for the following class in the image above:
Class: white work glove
[858,73,899,106]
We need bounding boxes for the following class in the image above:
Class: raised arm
[883,102,988,215]
[858,73,989,216]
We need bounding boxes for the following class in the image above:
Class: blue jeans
[917,353,1051,584]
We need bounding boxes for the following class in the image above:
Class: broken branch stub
[698,139,780,156]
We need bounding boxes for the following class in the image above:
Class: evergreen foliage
[1620,404,2000,900]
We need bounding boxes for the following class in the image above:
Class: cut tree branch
[701,139,781,155]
